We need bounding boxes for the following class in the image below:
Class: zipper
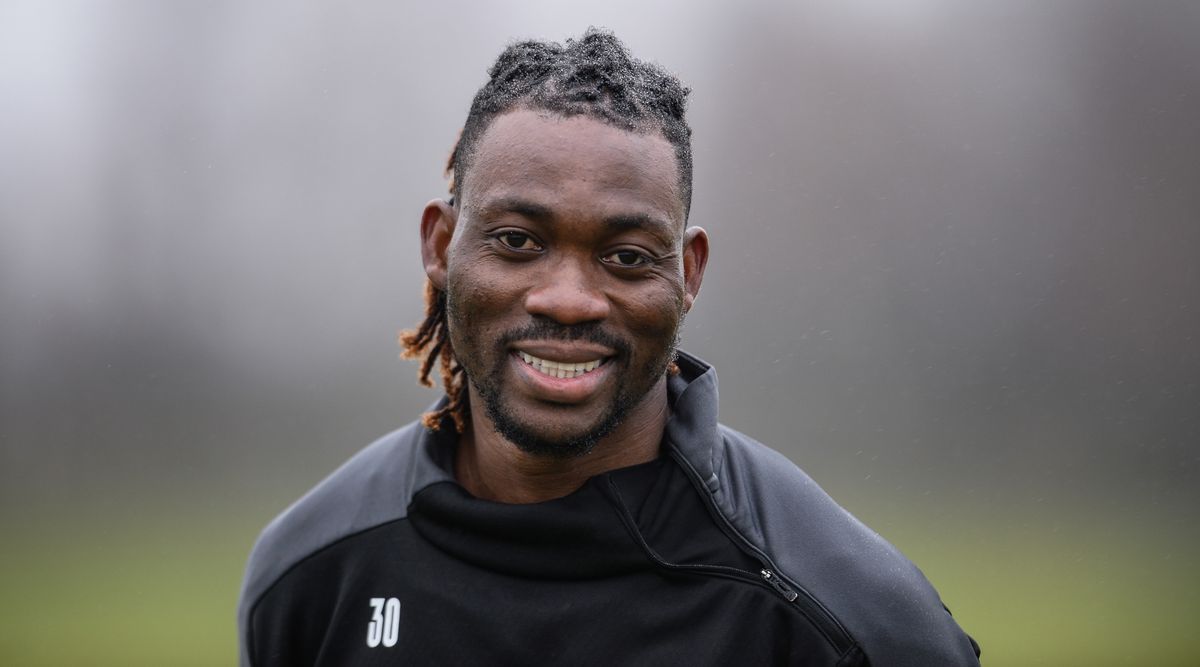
[761,568,798,602]
[665,446,856,655]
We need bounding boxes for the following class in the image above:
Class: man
[238,29,981,666]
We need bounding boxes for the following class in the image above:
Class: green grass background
[2,495,1196,666]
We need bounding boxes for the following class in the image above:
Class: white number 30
[366,597,401,648]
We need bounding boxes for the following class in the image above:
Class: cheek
[446,261,524,333]
[612,282,686,339]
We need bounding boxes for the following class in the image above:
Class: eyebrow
[477,197,555,223]
[478,196,676,244]
[602,213,675,245]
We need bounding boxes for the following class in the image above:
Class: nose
[523,257,610,325]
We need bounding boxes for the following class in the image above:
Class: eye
[495,231,542,251]
[601,249,650,267]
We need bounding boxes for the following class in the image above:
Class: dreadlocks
[398,280,467,433]
[400,28,693,432]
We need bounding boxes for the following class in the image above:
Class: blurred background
[1,0,1197,664]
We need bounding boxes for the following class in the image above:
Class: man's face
[424,108,706,458]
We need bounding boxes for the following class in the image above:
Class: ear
[420,198,458,291]
[681,226,709,313]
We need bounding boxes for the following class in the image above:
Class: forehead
[461,109,685,226]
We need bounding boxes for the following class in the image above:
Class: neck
[454,380,669,504]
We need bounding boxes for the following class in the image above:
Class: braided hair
[400,28,693,432]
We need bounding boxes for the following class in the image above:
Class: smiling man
[238,29,981,666]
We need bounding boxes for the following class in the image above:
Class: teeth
[518,352,604,378]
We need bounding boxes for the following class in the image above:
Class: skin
[420,108,709,504]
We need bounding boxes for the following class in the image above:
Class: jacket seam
[835,643,868,667]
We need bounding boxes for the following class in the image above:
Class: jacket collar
[665,350,724,490]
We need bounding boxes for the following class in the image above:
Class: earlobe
[681,226,709,312]
[420,199,458,290]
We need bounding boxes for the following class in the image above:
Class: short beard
[484,381,636,459]
[457,318,680,460]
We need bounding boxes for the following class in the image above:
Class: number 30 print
[366,597,401,648]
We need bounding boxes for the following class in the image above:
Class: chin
[485,400,631,460]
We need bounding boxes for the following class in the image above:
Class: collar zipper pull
[761,569,799,602]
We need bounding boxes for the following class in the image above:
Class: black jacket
[238,352,980,665]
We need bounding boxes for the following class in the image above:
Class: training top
[238,351,981,666]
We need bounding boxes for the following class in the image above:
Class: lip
[510,341,616,364]
[509,350,613,404]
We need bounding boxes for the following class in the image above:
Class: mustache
[497,319,631,357]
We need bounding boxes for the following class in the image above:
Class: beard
[447,308,680,460]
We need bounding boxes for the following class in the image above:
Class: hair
[401,28,692,432]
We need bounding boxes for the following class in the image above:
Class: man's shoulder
[701,424,981,665]
[707,422,846,531]
[701,422,891,581]
[244,420,433,569]
[236,419,453,642]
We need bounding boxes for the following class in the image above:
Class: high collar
[664,350,724,490]
[407,457,668,578]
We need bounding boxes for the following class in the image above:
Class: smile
[518,352,606,379]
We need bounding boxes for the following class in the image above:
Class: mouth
[517,351,608,379]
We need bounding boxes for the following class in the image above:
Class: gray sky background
[1,0,1197,527]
